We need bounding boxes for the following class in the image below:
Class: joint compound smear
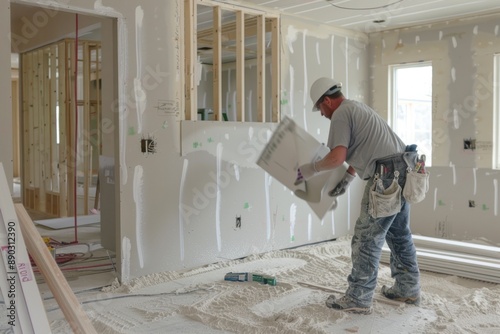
[216,143,223,252]
[179,159,189,261]
[133,165,145,268]
[134,6,146,134]
[121,236,131,283]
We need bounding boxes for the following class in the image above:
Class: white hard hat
[310,77,342,111]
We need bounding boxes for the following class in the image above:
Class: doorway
[10,2,119,251]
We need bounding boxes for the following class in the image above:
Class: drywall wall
[370,15,499,168]
[369,15,500,244]
[411,166,499,245]
[4,0,369,281]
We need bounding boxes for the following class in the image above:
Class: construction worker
[295,77,421,314]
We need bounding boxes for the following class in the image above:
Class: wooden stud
[236,11,245,122]
[213,6,222,121]
[256,14,266,122]
[66,39,76,216]
[58,40,68,217]
[49,46,57,194]
[271,17,280,123]
[40,48,50,213]
[83,41,91,214]
[184,0,197,121]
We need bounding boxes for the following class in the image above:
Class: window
[184,0,280,122]
[390,62,433,164]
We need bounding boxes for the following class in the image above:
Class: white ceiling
[238,0,500,32]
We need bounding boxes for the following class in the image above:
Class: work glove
[328,171,355,197]
[294,162,318,185]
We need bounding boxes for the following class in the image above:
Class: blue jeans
[345,152,420,307]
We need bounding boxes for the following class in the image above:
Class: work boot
[381,285,421,305]
[325,295,373,315]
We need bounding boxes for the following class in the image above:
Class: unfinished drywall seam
[473,167,478,195]
[330,210,335,235]
[289,64,295,118]
[265,172,271,241]
[179,159,189,262]
[315,41,320,65]
[133,165,144,268]
[494,179,498,216]
[450,162,457,185]
[216,143,223,252]
[121,236,131,282]
[433,187,438,211]
[290,203,297,241]
[307,213,312,241]
[134,6,146,134]
[345,38,348,97]
[330,35,335,78]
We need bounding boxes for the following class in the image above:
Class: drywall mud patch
[133,165,145,268]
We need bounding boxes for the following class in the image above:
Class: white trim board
[381,236,500,283]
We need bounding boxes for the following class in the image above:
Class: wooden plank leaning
[0,162,51,333]
[15,203,98,334]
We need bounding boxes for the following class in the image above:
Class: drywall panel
[411,167,499,246]
[179,120,355,269]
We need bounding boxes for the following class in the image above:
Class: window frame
[389,61,433,163]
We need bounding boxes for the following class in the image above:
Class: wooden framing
[184,0,197,120]
[20,39,101,218]
[185,0,280,122]
[212,6,222,121]
[236,10,245,122]
[256,14,266,122]
[271,17,280,122]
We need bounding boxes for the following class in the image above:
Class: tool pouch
[403,169,429,204]
[369,171,401,218]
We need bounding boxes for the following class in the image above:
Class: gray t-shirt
[327,99,406,180]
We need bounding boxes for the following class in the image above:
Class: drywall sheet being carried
[257,117,347,219]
